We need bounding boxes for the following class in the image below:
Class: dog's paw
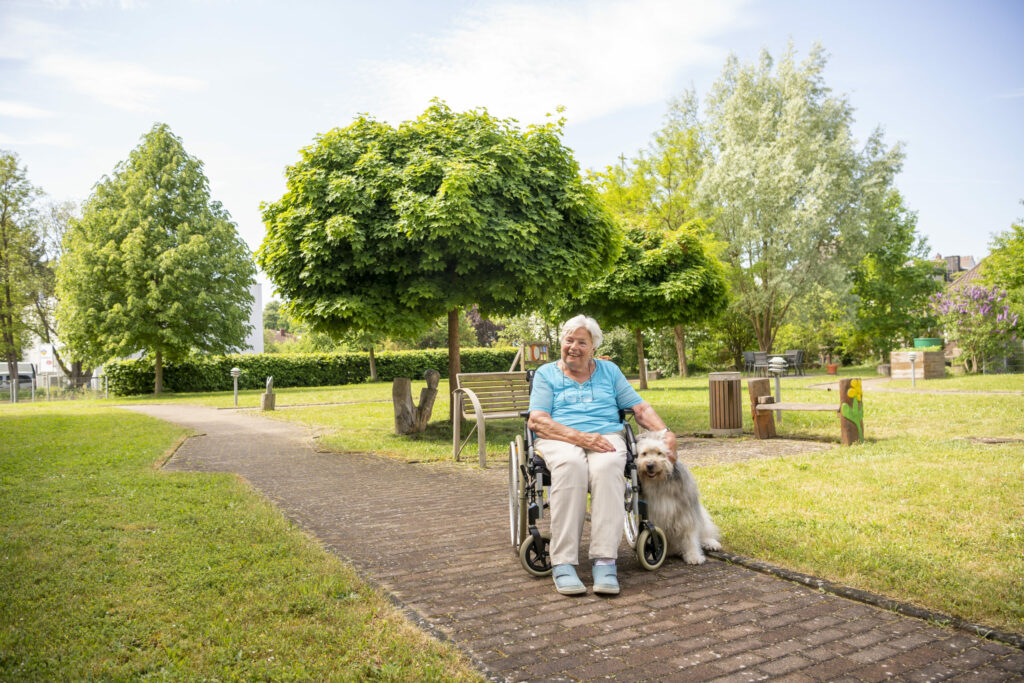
[701,538,722,552]
[683,552,706,565]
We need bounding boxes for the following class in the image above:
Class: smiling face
[560,327,595,374]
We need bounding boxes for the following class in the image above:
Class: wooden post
[393,369,441,435]
[747,378,776,439]
[839,378,864,445]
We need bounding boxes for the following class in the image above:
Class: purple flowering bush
[930,285,1020,373]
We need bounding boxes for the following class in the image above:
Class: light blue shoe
[552,564,586,595]
[592,564,620,595]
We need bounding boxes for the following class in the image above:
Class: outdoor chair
[785,350,805,375]
[742,351,755,375]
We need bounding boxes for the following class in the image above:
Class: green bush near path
[0,404,481,681]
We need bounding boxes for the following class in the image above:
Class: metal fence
[984,340,1024,374]
[2,375,109,404]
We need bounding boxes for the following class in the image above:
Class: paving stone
[127,404,1024,683]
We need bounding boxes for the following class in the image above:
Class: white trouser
[535,433,627,566]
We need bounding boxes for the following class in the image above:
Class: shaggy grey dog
[635,430,721,564]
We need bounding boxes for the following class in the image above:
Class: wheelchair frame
[508,392,668,576]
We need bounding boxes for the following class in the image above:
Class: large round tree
[57,124,256,393]
[258,102,620,398]
[565,223,728,389]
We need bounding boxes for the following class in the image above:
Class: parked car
[0,373,34,391]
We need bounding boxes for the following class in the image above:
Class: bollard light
[907,352,918,389]
[230,367,241,406]
[768,356,787,423]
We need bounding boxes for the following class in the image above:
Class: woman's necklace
[561,358,595,386]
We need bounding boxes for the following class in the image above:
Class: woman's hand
[632,401,678,463]
[577,432,616,453]
[529,412,616,452]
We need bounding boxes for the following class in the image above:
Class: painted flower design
[841,379,864,442]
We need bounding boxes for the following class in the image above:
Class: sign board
[524,342,548,365]
[39,345,54,372]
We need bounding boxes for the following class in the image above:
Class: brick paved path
[124,404,1024,682]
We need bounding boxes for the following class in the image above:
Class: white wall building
[241,283,264,354]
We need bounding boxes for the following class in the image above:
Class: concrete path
[123,404,1024,682]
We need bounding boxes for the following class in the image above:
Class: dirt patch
[678,434,836,467]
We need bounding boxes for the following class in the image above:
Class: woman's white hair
[560,315,603,350]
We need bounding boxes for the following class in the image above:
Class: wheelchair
[508,378,668,576]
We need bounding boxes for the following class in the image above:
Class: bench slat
[757,401,835,411]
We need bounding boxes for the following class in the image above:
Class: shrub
[105,348,519,395]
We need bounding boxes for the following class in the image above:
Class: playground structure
[747,377,864,446]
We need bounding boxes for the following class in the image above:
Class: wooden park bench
[453,371,532,467]
[748,377,864,445]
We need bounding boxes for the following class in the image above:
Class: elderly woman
[528,315,677,596]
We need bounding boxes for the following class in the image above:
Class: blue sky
[2,0,1022,295]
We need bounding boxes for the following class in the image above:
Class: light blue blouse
[528,359,643,434]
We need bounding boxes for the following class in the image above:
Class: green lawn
[0,403,481,681]
[7,369,1023,644]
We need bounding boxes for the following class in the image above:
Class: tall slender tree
[700,44,904,352]
[57,124,256,393]
[593,92,716,376]
[0,151,41,398]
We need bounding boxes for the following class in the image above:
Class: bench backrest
[455,371,532,416]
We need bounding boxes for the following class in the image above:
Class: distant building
[240,283,264,354]
[266,329,299,345]
[933,254,977,283]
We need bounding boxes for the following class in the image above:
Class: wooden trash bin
[709,371,743,435]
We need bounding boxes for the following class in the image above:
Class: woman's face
[561,327,595,371]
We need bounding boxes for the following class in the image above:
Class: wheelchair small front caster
[519,532,552,577]
[636,526,667,570]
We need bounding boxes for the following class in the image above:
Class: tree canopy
[700,44,905,352]
[849,189,941,358]
[591,93,723,377]
[564,223,728,386]
[0,150,42,393]
[57,124,256,393]
[983,207,1024,320]
[257,101,620,392]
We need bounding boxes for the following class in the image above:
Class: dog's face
[635,429,674,482]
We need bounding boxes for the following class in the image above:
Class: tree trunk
[673,325,688,377]
[448,307,461,421]
[393,369,441,434]
[154,349,163,394]
[368,346,377,381]
[5,354,16,403]
[634,328,647,391]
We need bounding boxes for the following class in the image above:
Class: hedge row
[105,347,521,395]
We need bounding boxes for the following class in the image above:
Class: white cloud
[0,101,56,119]
[358,0,746,125]
[0,132,74,147]
[36,55,206,112]
[996,88,1024,100]
[38,0,145,9]
[0,17,71,60]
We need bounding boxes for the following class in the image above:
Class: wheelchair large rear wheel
[508,435,528,550]
[519,532,553,577]
[636,526,668,571]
